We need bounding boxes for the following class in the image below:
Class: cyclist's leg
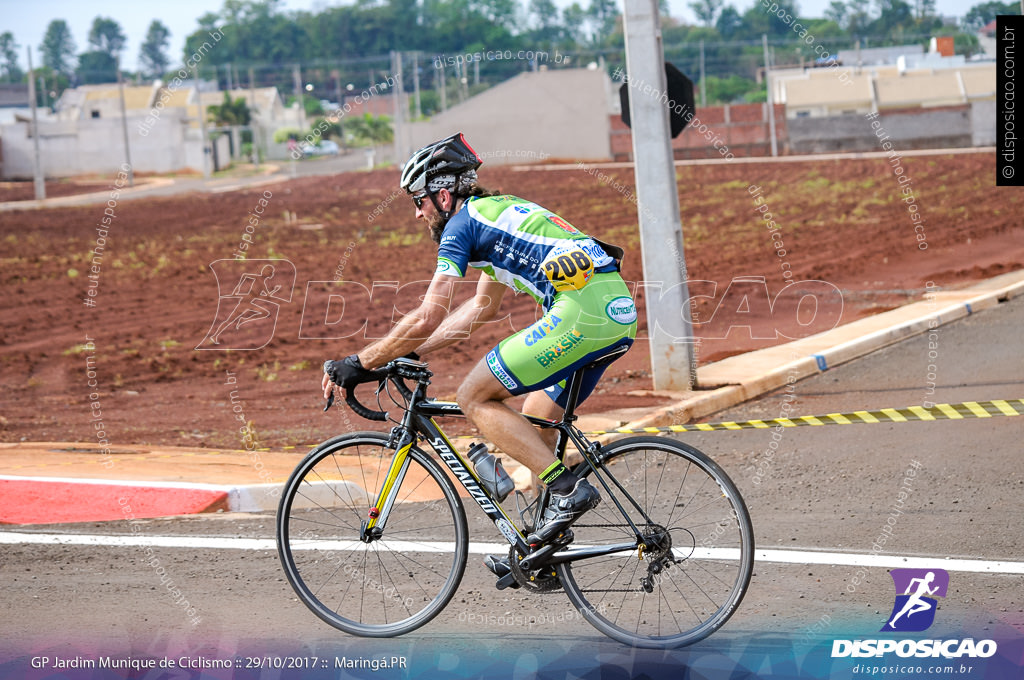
[457,364,561,476]
[522,391,564,454]
[458,272,634,477]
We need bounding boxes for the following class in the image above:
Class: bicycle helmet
[400,132,482,196]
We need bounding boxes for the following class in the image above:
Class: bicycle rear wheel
[277,432,468,637]
[557,436,753,648]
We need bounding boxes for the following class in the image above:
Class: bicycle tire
[556,436,754,648]
[277,431,468,637]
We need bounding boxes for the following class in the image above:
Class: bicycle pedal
[495,572,520,591]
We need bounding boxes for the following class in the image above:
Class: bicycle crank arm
[518,542,562,572]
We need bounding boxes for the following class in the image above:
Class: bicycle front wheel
[277,432,468,637]
[557,436,753,648]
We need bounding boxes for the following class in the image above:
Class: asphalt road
[1,295,1021,679]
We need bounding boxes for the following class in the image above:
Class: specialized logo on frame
[880,568,949,632]
[197,259,295,350]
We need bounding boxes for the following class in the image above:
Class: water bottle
[467,443,514,502]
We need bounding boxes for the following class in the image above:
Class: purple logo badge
[881,568,949,632]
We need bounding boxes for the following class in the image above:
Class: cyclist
[322,132,637,573]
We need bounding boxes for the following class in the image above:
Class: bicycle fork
[359,430,415,542]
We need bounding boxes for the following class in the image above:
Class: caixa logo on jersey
[831,568,998,660]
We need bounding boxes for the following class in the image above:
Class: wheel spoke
[277,435,467,636]
[557,438,752,648]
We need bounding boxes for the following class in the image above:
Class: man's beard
[428,212,447,244]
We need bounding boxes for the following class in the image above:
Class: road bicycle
[276,347,753,648]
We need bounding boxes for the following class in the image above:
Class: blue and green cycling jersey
[435,195,618,309]
[436,194,637,405]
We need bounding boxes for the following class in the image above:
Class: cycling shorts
[484,272,637,407]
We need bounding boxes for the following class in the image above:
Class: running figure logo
[197,259,295,350]
[881,568,949,632]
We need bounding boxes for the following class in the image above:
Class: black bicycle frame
[364,359,658,568]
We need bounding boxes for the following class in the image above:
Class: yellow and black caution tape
[250,399,1023,451]
[585,399,1024,436]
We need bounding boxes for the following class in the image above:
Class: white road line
[2,532,1022,574]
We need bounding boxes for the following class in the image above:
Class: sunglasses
[412,192,429,209]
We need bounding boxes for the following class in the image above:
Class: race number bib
[541,244,595,292]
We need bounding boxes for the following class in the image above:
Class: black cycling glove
[323,355,375,389]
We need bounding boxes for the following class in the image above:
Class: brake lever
[324,392,335,411]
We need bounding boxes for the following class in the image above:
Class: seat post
[560,367,586,423]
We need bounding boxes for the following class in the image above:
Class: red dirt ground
[1,152,1020,453]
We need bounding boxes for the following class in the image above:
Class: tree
[845,0,873,36]
[28,66,70,106]
[689,0,724,27]
[704,74,759,104]
[825,0,848,27]
[310,116,342,140]
[914,0,936,20]
[743,0,801,38]
[207,92,252,126]
[0,32,23,83]
[88,17,127,57]
[530,0,562,41]
[40,19,76,75]
[76,51,118,84]
[562,2,588,45]
[286,93,325,117]
[346,113,393,145]
[870,0,915,40]
[715,6,745,39]
[587,0,620,44]
[140,20,171,78]
[472,0,519,31]
[964,1,1018,31]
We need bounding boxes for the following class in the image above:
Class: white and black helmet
[400,132,482,196]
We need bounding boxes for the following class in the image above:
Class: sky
[2,0,975,73]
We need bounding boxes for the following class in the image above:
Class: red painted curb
[0,480,230,525]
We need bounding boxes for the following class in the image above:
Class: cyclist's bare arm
[356,272,459,369]
[417,274,506,356]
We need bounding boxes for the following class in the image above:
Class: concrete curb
[0,475,289,523]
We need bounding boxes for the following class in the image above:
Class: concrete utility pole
[413,52,422,119]
[763,34,778,157]
[26,47,45,200]
[116,57,135,186]
[439,63,447,112]
[699,40,707,107]
[391,51,404,166]
[622,0,696,390]
[249,66,260,168]
[193,65,211,179]
[293,64,305,130]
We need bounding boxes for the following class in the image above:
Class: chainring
[508,546,563,593]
